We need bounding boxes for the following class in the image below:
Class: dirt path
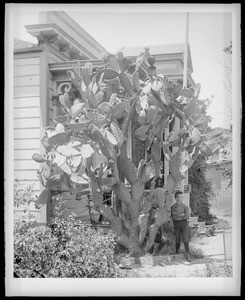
[198,229,232,261]
[122,228,232,277]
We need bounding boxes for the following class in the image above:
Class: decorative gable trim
[25,11,108,61]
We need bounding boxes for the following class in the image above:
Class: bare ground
[120,225,232,278]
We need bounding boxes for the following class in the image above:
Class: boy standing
[170,191,191,262]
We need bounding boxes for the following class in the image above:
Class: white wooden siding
[14,57,40,66]
[14,107,40,118]
[14,56,41,220]
[14,128,40,139]
[14,138,40,149]
[14,75,40,87]
[14,159,40,170]
[14,170,39,181]
[14,64,40,77]
[14,117,40,129]
[14,86,40,96]
[14,149,40,160]
[14,95,39,108]
[14,58,40,97]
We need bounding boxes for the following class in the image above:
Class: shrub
[14,179,37,208]
[204,261,232,277]
[188,245,205,259]
[213,218,231,230]
[189,155,214,222]
[14,179,38,222]
[14,195,121,278]
[205,225,216,236]
[205,216,231,230]
[14,221,57,277]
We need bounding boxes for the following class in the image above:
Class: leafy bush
[14,179,37,208]
[14,221,57,277]
[14,195,121,278]
[213,217,231,230]
[205,215,231,230]
[14,179,39,223]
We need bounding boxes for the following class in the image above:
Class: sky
[8,3,240,129]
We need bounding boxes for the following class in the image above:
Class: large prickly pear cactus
[32,48,225,254]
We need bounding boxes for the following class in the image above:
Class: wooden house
[13,11,195,224]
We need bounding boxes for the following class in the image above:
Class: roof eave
[14,45,44,54]
[25,22,108,60]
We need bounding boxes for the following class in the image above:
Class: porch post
[39,44,50,224]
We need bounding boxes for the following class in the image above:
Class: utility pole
[183,12,189,92]
[181,12,189,193]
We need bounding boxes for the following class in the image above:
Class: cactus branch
[121,96,137,137]
[117,142,138,184]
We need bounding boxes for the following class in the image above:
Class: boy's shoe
[186,252,191,262]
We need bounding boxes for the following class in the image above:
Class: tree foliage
[217,40,233,187]
[187,96,213,222]
[189,155,214,222]
[187,89,233,221]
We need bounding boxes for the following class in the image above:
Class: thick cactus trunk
[87,144,174,254]
[88,147,171,254]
